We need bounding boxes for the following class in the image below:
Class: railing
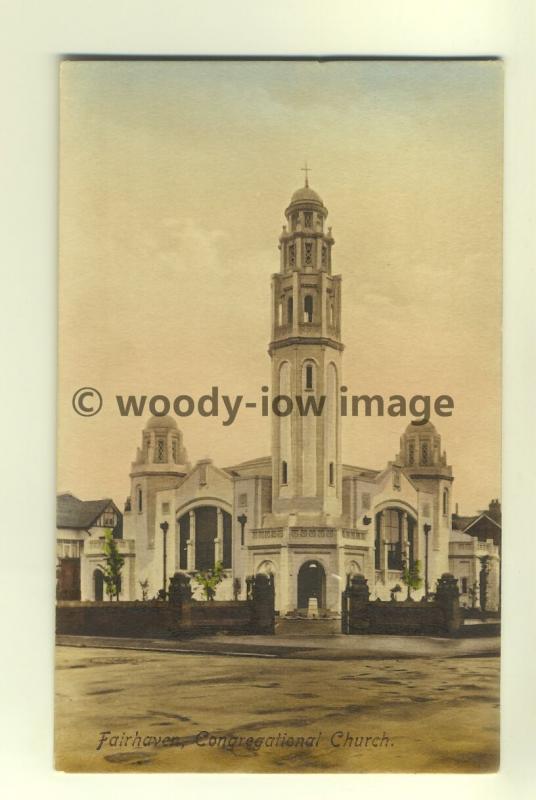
[289,527,336,541]
[250,528,285,540]
[477,542,498,555]
[341,528,367,541]
[86,538,135,554]
[450,541,476,552]
[249,527,366,544]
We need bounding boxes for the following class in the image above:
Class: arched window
[443,488,449,515]
[93,569,104,601]
[289,243,296,266]
[287,296,293,324]
[304,295,313,323]
[278,301,283,326]
[281,460,288,485]
[421,441,429,465]
[374,509,416,571]
[329,461,335,486]
[305,363,314,390]
[137,487,143,513]
[408,441,415,465]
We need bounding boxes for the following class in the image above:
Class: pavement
[56,631,500,660]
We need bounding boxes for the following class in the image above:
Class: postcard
[55,58,502,772]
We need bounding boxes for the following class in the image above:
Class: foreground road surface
[55,645,499,773]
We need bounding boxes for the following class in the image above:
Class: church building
[121,179,493,614]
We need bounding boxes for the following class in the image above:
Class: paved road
[55,641,500,773]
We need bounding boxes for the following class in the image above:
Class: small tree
[401,559,423,600]
[139,578,150,601]
[98,528,125,602]
[468,581,479,609]
[194,561,227,601]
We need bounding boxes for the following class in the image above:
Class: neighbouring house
[56,493,135,601]
[449,499,501,612]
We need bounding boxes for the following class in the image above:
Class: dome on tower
[289,184,324,206]
[145,414,178,430]
[404,419,437,435]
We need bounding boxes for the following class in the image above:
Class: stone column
[187,509,196,571]
[214,507,223,565]
[378,511,387,571]
[336,529,346,610]
[292,271,299,335]
[279,541,290,613]
[401,512,409,563]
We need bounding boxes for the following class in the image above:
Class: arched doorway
[94,569,104,601]
[297,560,325,609]
[257,560,275,576]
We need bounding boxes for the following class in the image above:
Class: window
[287,296,293,324]
[362,493,371,510]
[322,244,328,267]
[156,438,165,462]
[386,543,401,570]
[144,437,151,457]
[421,441,429,465]
[408,441,415,465]
[329,302,334,325]
[304,211,313,228]
[137,487,143,513]
[304,242,313,267]
[281,460,288,485]
[443,488,449,515]
[291,212,299,230]
[305,363,314,390]
[171,439,177,463]
[461,577,468,594]
[278,302,283,326]
[329,462,335,486]
[238,493,248,507]
[101,510,116,527]
[304,295,313,323]
[289,243,296,267]
[162,502,170,514]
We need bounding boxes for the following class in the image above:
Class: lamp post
[237,513,247,546]
[160,521,169,597]
[423,523,432,600]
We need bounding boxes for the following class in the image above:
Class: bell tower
[269,173,343,522]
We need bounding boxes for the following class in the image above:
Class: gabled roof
[56,493,117,529]
[452,512,501,533]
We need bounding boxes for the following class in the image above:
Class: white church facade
[120,180,471,615]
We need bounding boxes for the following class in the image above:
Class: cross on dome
[301,161,312,187]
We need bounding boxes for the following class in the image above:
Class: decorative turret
[397,420,451,479]
[133,415,189,471]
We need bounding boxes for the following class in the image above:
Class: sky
[58,59,502,515]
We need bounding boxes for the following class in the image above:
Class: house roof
[452,512,501,547]
[452,514,479,531]
[57,493,116,529]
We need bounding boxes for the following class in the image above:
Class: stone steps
[275,617,340,636]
